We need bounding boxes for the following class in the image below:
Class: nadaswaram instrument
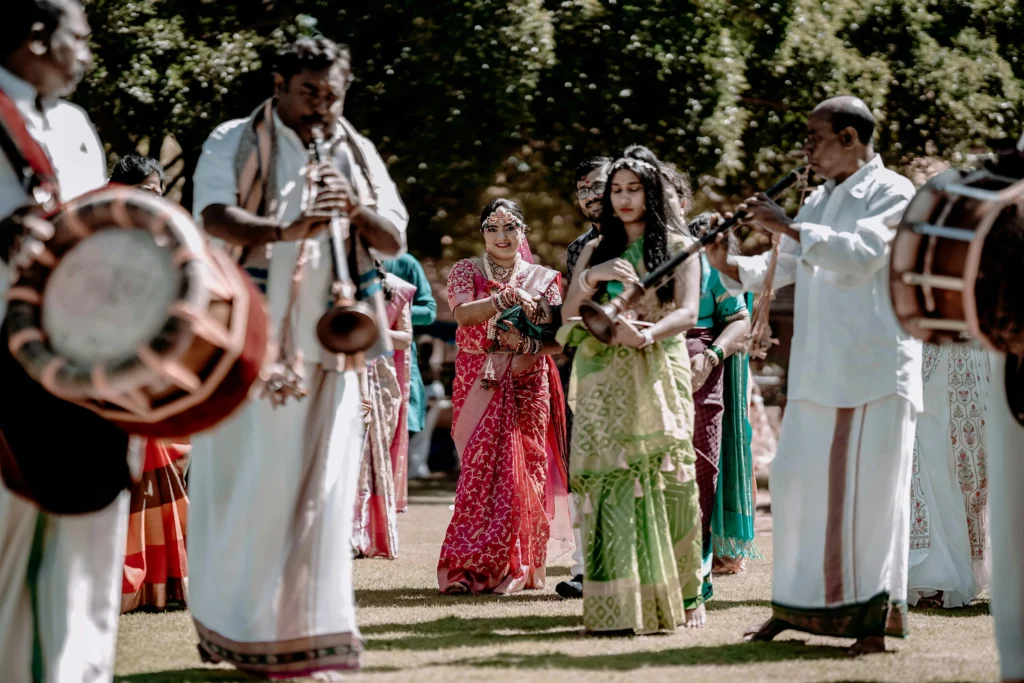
[579,167,811,344]
[889,160,1024,354]
[308,125,379,354]
[4,186,269,438]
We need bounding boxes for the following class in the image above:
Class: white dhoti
[769,395,916,639]
[188,362,365,678]
[987,353,1024,681]
[0,487,128,683]
[908,344,990,608]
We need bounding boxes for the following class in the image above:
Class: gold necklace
[484,254,519,283]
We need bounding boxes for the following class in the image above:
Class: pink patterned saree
[437,257,571,594]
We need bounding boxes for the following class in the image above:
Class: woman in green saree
[559,146,706,633]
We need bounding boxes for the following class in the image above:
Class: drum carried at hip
[889,163,1024,354]
[4,186,269,439]
[888,144,1024,425]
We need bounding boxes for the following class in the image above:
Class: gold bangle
[579,269,597,293]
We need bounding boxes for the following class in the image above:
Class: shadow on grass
[705,599,771,612]
[115,665,405,682]
[114,669,252,683]
[365,614,581,651]
[457,640,851,670]
[909,601,990,618]
[408,479,459,494]
[356,587,564,609]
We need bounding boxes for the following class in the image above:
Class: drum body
[889,168,1024,353]
[4,187,269,438]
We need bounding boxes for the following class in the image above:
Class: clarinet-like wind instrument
[579,166,812,344]
[308,125,379,354]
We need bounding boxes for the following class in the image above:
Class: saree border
[771,591,909,639]
[194,620,362,676]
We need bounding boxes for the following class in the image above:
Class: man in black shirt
[565,156,611,283]
[555,156,610,600]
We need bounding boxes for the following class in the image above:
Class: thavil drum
[4,186,269,438]
[889,165,1024,353]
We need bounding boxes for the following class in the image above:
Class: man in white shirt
[188,36,408,677]
[707,95,920,655]
[0,2,132,682]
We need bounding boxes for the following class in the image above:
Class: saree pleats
[121,440,189,613]
[352,358,404,559]
[564,325,703,633]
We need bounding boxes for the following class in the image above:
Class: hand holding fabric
[691,352,713,392]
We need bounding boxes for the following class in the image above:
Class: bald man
[707,96,920,654]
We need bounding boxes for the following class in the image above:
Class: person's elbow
[677,305,699,331]
[665,302,698,333]
[200,204,230,239]
[452,306,471,327]
[370,220,404,256]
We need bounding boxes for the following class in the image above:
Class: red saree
[121,440,189,613]
[437,257,571,594]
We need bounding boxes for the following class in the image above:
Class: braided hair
[374,259,393,302]
[591,145,674,304]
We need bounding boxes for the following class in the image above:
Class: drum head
[43,228,182,367]
[5,187,208,400]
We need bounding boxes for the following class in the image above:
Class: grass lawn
[114,481,999,682]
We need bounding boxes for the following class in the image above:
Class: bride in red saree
[438,198,572,595]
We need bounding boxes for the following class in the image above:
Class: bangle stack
[578,269,597,295]
[709,344,725,362]
[702,348,720,368]
[491,288,518,312]
[518,337,542,355]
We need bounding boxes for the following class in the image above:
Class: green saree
[559,236,703,634]
[711,294,762,561]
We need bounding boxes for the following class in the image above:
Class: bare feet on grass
[684,603,707,628]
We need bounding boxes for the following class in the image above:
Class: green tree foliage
[77,0,1023,263]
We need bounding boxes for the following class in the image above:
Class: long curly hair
[591,145,674,304]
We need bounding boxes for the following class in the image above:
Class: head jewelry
[481,206,526,231]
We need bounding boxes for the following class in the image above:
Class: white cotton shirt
[191,113,409,361]
[721,154,923,410]
[0,66,108,321]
